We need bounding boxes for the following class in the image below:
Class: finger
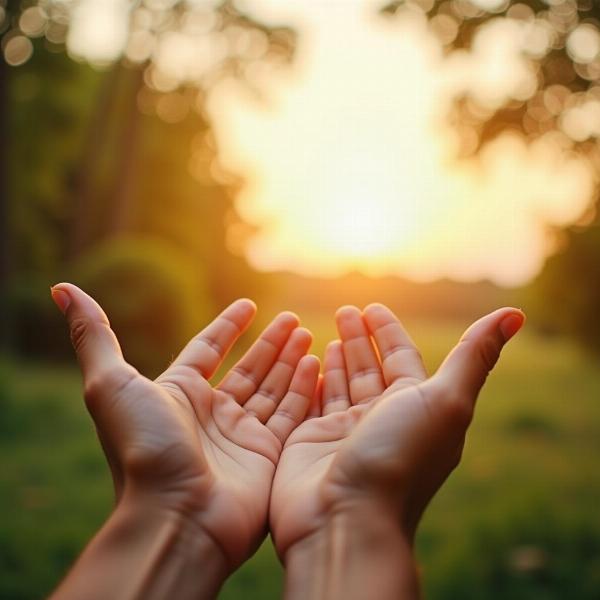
[322,340,351,415]
[167,299,257,380]
[432,308,525,409]
[244,327,312,422]
[306,374,324,419]
[266,355,320,445]
[363,303,427,387]
[217,311,300,404]
[51,283,127,383]
[335,306,385,405]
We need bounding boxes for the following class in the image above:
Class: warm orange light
[207,1,596,286]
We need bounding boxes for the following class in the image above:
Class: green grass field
[2,317,600,599]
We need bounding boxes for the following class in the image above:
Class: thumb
[433,307,525,407]
[51,283,127,384]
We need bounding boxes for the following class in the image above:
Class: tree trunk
[0,36,11,352]
[109,66,143,235]
[68,66,121,258]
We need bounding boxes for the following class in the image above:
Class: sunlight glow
[61,0,598,286]
[207,0,597,286]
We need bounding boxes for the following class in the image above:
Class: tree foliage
[531,216,600,352]
[381,0,600,154]
[1,1,288,364]
[380,0,600,348]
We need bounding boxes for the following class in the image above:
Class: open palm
[53,283,320,571]
[270,303,524,557]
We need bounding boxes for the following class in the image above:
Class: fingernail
[51,287,71,314]
[499,313,525,342]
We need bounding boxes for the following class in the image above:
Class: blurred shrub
[530,216,600,354]
[10,275,72,361]
[71,236,212,377]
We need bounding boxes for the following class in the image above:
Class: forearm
[50,495,228,600]
[283,506,419,600]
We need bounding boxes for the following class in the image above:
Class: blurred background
[1,0,600,597]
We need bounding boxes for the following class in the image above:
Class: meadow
[2,315,600,599]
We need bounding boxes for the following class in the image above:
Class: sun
[315,193,396,260]
[307,151,426,263]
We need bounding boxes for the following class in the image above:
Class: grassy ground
[2,317,600,599]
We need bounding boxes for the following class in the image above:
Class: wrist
[283,503,420,600]
[116,492,231,591]
[52,492,229,600]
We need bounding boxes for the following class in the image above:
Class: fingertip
[51,283,105,321]
[51,282,87,310]
[324,340,343,359]
[499,309,526,342]
[50,284,124,377]
[51,281,77,293]
[285,327,313,356]
[50,286,71,314]
[496,306,525,318]
[335,305,360,322]
[277,310,301,328]
[363,302,387,315]
[234,297,257,315]
[300,353,321,371]
[220,299,257,336]
[297,355,321,407]
[362,302,398,330]
[438,307,527,400]
[294,327,313,343]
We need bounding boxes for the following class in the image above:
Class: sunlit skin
[271,303,524,599]
[49,283,320,599]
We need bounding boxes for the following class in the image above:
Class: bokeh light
[3,34,34,66]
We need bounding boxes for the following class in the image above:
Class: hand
[271,303,524,598]
[51,283,320,574]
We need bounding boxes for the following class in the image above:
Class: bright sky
[66,0,598,287]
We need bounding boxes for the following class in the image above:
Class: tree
[530,210,600,351]
[1,0,296,360]
[379,1,600,348]
[380,0,600,155]
[0,0,22,351]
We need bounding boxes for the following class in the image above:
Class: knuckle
[83,375,104,409]
[196,334,223,358]
[273,406,297,425]
[257,387,278,404]
[348,367,381,382]
[232,364,258,385]
[69,317,91,353]
[84,366,137,411]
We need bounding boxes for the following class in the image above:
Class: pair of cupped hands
[50,282,524,600]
